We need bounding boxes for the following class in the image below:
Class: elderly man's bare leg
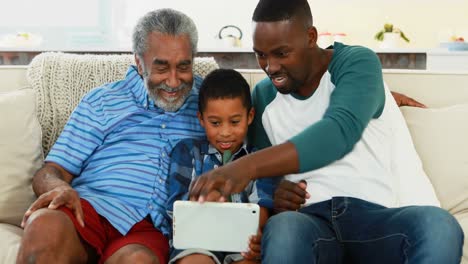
[16,208,93,264]
[104,244,160,264]
[176,254,216,264]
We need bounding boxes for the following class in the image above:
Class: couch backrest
[27,52,218,155]
[5,55,468,215]
[0,66,29,93]
[242,70,468,108]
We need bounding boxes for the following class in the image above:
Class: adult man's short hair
[252,0,313,28]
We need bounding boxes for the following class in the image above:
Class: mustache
[268,72,287,79]
[155,82,191,92]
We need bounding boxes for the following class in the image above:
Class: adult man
[189,0,464,263]
[17,9,204,264]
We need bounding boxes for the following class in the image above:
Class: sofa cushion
[0,88,43,226]
[401,104,468,214]
[454,212,468,264]
[0,223,23,263]
[385,88,440,207]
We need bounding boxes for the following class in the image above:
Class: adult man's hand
[390,91,426,108]
[273,180,310,213]
[21,185,84,228]
[190,142,300,202]
[189,162,253,202]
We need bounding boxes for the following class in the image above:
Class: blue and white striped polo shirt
[46,65,206,236]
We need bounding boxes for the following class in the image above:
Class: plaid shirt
[166,138,278,220]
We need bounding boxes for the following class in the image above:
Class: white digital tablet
[173,201,260,252]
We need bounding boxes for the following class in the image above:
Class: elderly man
[17,9,204,264]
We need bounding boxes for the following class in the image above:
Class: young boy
[166,69,276,264]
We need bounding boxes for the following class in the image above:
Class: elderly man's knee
[105,245,159,264]
[23,209,74,240]
[18,209,84,264]
[122,249,158,264]
[176,254,216,264]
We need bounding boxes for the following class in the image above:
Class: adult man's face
[253,19,316,96]
[136,32,194,112]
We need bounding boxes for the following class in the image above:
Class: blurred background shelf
[1,48,467,72]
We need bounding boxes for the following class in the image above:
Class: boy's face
[198,97,254,155]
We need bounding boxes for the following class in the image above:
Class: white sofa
[0,53,467,263]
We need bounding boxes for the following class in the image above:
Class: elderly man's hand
[391,91,426,108]
[21,185,84,228]
[273,180,310,213]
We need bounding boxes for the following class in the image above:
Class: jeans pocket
[331,197,349,218]
[331,197,389,241]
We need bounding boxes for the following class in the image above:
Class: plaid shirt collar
[205,142,250,164]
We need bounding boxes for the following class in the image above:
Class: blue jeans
[262,197,464,264]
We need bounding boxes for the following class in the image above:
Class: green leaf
[400,31,410,42]
[374,30,385,41]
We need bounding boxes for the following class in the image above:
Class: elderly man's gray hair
[132,8,198,58]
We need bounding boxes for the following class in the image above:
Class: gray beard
[147,82,192,112]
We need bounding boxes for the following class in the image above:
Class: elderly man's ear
[134,54,145,77]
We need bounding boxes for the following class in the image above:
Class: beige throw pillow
[401,104,468,214]
[0,88,43,226]
[384,87,440,207]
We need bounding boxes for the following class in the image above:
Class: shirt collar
[207,141,250,164]
[125,66,148,109]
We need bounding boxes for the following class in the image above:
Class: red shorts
[59,199,169,264]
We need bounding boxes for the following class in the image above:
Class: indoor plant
[375,23,410,48]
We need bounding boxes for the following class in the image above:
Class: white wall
[115,0,258,50]
[1,0,467,50]
[310,0,468,49]
[116,0,468,50]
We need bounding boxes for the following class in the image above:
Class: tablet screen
[173,201,259,252]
